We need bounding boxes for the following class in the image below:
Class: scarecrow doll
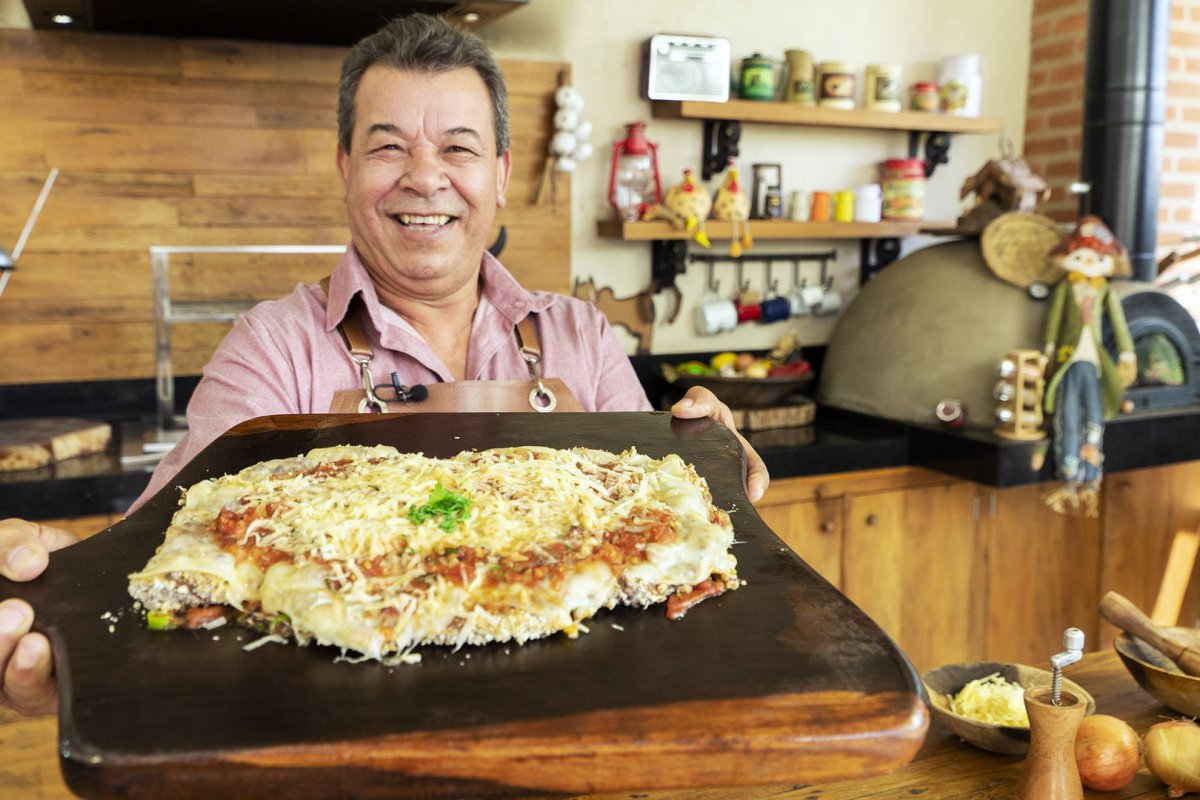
[1042,215,1137,515]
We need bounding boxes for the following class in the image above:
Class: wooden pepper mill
[1014,628,1086,800]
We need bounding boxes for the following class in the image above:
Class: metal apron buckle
[520,344,556,413]
[352,354,388,413]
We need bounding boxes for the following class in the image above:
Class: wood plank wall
[0,29,569,385]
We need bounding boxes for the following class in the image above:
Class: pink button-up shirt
[132,245,651,509]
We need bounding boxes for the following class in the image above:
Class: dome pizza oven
[1108,282,1200,411]
[816,240,1200,430]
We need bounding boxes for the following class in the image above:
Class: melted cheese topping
[128,444,739,662]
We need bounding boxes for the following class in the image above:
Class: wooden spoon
[1099,590,1200,677]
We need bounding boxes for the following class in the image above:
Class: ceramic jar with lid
[939,54,982,116]
[740,53,777,101]
[864,64,902,112]
[818,61,856,109]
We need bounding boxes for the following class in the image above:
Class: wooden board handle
[1099,590,1200,677]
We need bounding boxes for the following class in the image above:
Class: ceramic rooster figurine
[711,159,753,257]
[1042,215,1136,517]
[641,168,712,248]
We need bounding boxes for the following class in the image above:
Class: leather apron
[324,280,583,415]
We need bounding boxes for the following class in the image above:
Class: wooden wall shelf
[651,99,1005,135]
[597,219,952,242]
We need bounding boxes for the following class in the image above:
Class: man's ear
[495,149,512,209]
[336,145,350,188]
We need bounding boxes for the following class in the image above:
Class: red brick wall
[1024,0,1200,255]
[1162,1,1200,250]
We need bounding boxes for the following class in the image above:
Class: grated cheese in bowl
[948,672,1029,727]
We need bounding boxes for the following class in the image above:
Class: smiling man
[0,13,768,718]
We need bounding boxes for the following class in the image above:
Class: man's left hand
[670,386,769,503]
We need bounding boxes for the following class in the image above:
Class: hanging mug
[694,294,738,335]
[815,280,843,316]
[788,281,811,317]
[760,295,791,323]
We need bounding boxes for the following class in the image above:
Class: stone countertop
[3,406,1199,521]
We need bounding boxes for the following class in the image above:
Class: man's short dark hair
[337,13,510,155]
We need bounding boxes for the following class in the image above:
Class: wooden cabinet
[843,481,984,673]
[755,460,1200,674]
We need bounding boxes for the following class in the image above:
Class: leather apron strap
[322,277,583,414]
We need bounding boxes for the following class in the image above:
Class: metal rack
[151,244,346,432]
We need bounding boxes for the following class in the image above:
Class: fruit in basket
[675,360,714,376]
[769,360,812,378]
[710,352,738,371]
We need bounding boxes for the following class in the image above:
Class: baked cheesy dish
[127,444,740,663]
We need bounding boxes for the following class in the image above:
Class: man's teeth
[397,214,451,225]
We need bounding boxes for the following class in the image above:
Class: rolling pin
[1099,590,1200,677]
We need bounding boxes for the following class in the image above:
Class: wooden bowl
[1113,627,1200,717]
[922,662,1096,754]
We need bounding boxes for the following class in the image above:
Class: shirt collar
[324,245,552,335]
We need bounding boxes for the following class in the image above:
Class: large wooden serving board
[3,412,928,799]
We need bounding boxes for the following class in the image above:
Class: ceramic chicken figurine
[641,168,712,248]
[1042,215,1136,517]
[711,159,753,257]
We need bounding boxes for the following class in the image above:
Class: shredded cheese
[948,672,1029,727]
[129,444,740,663]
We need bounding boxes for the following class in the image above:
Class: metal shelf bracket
[908,130,953,178]
[702,119,742,180]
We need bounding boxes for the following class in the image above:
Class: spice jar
[833,190,855,222]
[810,190,832,222]
[911,81,940,112]
[854,183,882,222]
[881,158,926,220]
[864,64,903,112]
[818,61,856,109]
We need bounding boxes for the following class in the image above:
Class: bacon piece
[665,579,725,620]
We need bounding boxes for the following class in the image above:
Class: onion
[1074,714,1141,791]
[1144,719,1200,798]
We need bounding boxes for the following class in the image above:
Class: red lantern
[608,121,661,222]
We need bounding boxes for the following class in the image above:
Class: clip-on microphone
[389,371,428,403]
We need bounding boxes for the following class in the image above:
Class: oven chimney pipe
[1080,0,1169,282]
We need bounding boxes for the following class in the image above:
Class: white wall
[483,0,1033,354]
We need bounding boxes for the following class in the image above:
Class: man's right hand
[0,518,78,717]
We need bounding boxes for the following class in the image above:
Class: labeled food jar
[911,81,940,112]
[818,61,856,109]
[739,53,776,101]
[864,64,903,112]
[881,158,926,220]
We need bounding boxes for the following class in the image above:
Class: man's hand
[670,386,769,503]
[0,518,78,717]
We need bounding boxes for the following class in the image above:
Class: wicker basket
[980,212,1065,288]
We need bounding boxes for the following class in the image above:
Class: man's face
[337,65,511,300]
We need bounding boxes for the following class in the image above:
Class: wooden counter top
[0,650,1183,799]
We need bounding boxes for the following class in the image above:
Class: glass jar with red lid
[881,158,926,220]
